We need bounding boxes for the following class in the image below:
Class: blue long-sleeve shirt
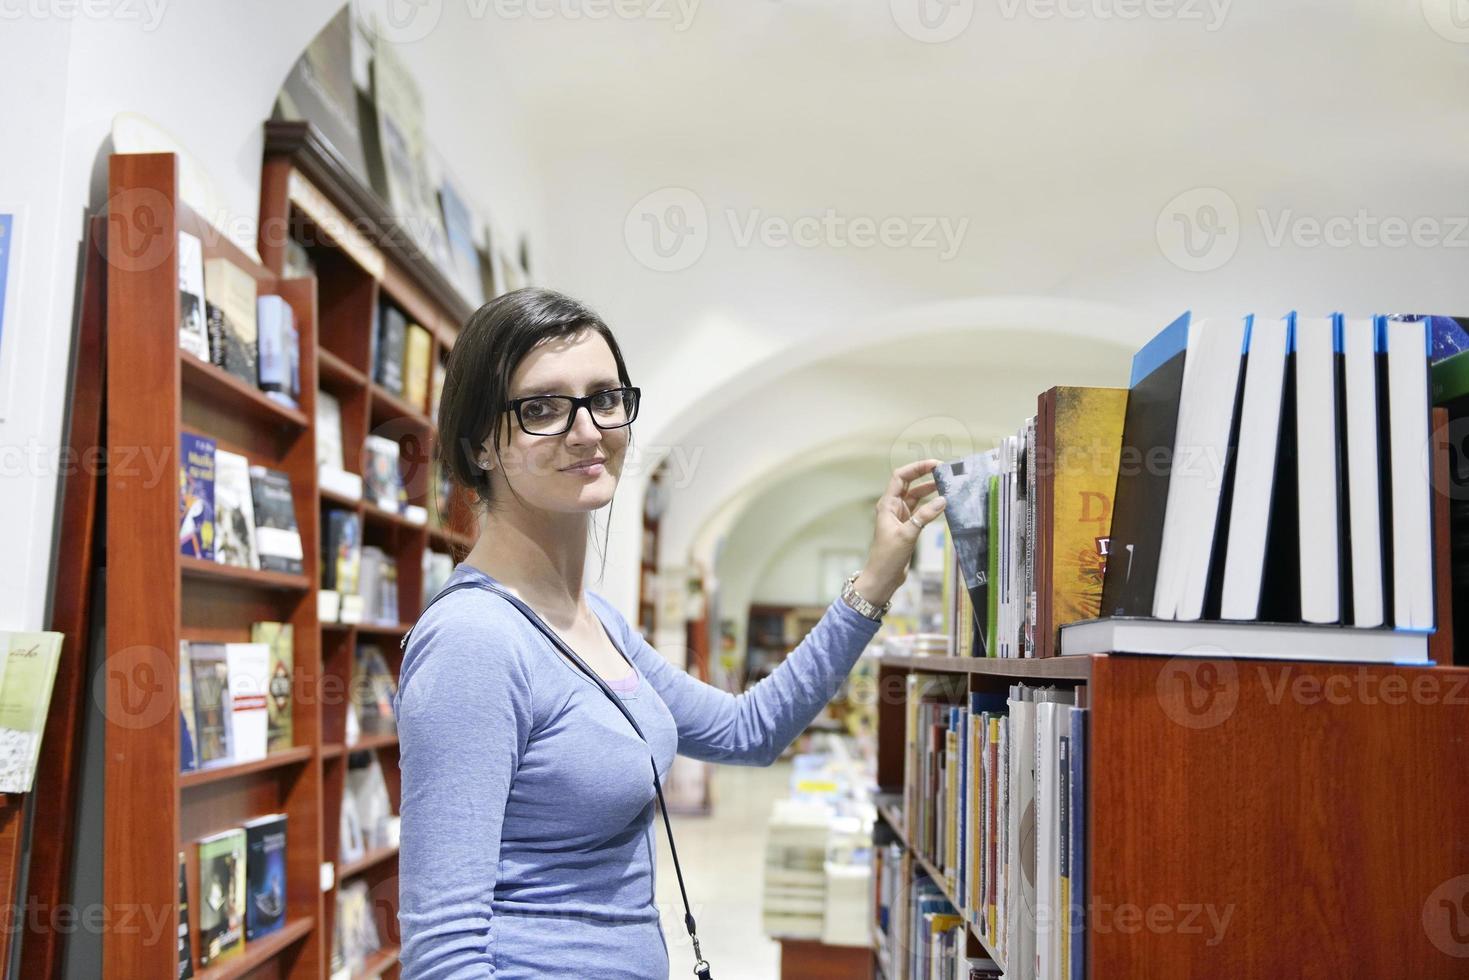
[394,562,882,978]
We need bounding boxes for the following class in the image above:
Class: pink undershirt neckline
[605,671,640,693]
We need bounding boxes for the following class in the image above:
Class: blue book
[179,433,216,560]
[1069,707,1088,980]
[243,814,287,941]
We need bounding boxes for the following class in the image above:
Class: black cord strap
[407,581,714,978]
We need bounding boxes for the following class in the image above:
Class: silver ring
[908,515,923,529]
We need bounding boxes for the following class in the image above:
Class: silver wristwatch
[840,572,890,621]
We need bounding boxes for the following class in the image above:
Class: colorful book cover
[363,435,404,513]
[212,449,259,570]
[0,632,62,792]
[226,643,271,764]
[188,644,231,768]
[243,813,288,940]
[934,450,1002,655]
[250,623,294,752]
[197,828,246,965]
[248,466,303,575]
[177,231,209,361]
[403,323,432,411]
[325,510,362,593]
[352,645,398,737]
[375,303,406,394]
[178,641,197,773]
[1048,387,1128,628]
[178,851,194,978]
[203,258,258,386]
[179,433,216,561]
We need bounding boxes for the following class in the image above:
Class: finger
[907,495,948,530]
[901,480,938,505]
[887,458,941,497]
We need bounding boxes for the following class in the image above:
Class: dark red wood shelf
[337,842,399,881]
[180,555,312,592]
[194,916,313,980]
[180,350,310,430]
[180,745,314,790]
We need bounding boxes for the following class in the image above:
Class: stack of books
[930,312,1439,665]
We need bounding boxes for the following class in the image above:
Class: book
[363,435,404,512]
[353,645,398,737]
[324,509,362,594]
[439,176,486,307]
[177,230,209,361]
[1219,314,1290,619]
[179,642,198,774]
[1342,315,1385,627]
[197,828,246,965]
[189,643,231,768]
[1033,386,1128,657]
[213,449,259,570]
[317,391,346,473]
[178,851,193,978]
[273,5,369,184]
[1292,314,1345,624]
[256,294,298,408]
[1382,316,1435,630]
[0,632,61,792]
[243,813,288,941]
[248,466,304,575]
[370,35,450,270]
[933,450,1001,656]
[226,643,271,764]
[203,258,258,386]
[403,323,432,410]
[250,623,294,752]
[179,432,216,561]
[374,303,406,394]
[1059,615,1429,662]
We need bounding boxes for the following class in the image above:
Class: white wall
[1,3,549,630]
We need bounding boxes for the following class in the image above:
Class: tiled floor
[653,760,792,980]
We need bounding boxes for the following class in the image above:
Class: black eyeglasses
[506,386,641,436]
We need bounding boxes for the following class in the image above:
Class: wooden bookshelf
[872,651,1469,977]
[259,121,482,980]
[100,133,481,978]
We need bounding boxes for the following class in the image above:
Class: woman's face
[483,329,629,513]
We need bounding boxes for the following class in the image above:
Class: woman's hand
[852,458,947,607]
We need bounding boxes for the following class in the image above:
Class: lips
[561,457,607,473]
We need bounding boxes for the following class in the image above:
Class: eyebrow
[514,378,622,398]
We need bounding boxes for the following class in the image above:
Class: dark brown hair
[437,286,634,517]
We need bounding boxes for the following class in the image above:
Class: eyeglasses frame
[505,385,642,437]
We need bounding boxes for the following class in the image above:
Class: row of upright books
[873,846,1002,980]
[182,814,288,973]
[893,674,1086,980]
[178,626,293,773]
[320,507,455,624]
[931,311,1443,664]
[179,434,303,573]
[176,232,301,410]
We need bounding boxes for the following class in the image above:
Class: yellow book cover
[250,622,294,753]
[403,323,433,410]
[1050,387,1128,627]
[987,716,1001,944]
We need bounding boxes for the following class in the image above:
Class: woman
[396,287,946,978]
